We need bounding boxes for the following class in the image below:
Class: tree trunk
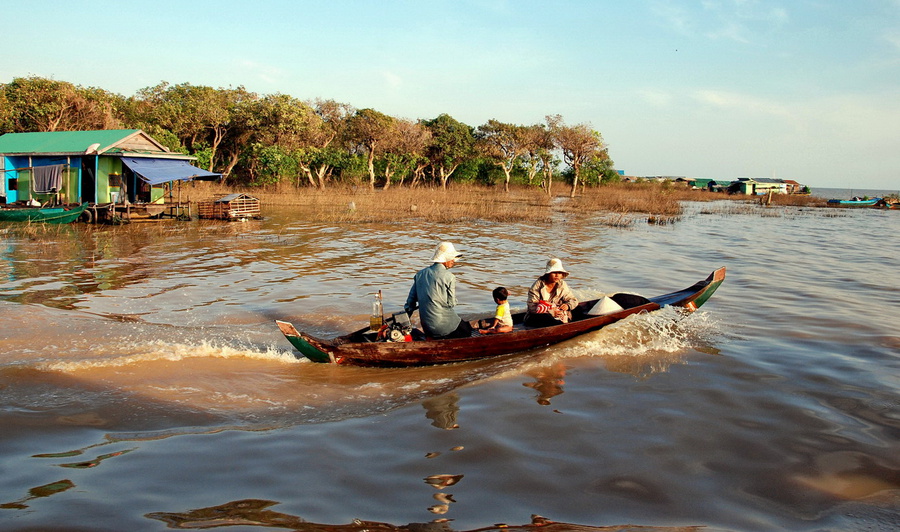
[299,165,317,188]
[439,164,459,190]
[570,167,580,198]
[316,165,330,189]
[220,151,241,184]
[367,144,377,189]
[382,161,393,190]
[208,126,227,172]
[411,163,427,188]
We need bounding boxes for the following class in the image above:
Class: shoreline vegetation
[3,77,892,225]
[182,181,831,225]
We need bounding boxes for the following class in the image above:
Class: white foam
[39,339,301,373]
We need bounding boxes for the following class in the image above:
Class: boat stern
[275,320,334,363]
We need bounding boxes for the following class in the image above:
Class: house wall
[1,156,86,204]
[98,157,123,203]
[1,156,16,203]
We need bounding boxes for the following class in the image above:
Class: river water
[0,198,897,531]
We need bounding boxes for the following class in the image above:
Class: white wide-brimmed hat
[544,258,569,276]
[431,242,461,263]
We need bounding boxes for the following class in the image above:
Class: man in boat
[405,242,473,339]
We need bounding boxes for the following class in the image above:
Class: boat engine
[382,311,413,342]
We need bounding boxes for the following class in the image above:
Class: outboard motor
[382,311,413,342]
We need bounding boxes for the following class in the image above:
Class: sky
[3,0,899,189]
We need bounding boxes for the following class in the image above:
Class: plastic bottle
[370,290,383,331]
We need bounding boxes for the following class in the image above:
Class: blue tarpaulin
[121,157,220,185]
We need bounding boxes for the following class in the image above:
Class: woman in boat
[405,242,473,340]
[524,258,578,328]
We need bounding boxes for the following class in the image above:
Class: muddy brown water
[1,201,897,531]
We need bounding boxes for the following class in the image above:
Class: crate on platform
[197,193,261,220]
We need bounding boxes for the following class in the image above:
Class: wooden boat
[0,203,87,224]
[826,197,881,206]
[276,267,726,367]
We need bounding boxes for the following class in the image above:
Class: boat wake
[470,307,725,383]
[37,339,300,373]
[572,306,723,357]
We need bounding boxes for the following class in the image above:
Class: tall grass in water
[182,182,729,224]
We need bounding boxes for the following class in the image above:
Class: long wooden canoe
[277,267,725,367]
[0,203,87,224]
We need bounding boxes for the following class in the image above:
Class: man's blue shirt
[405,262,461,337]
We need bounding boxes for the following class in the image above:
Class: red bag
[536,300,553,314]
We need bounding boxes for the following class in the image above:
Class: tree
[243,93,317,186]
[303,99,354,188]
[475,119,527,192]
[381,118,431,189]
[423,114,474,189]
[566,154,618,187]
[346,108,395,189]
[518,121,558,196]
[2,76,121,132]
[0,90,13,134]
[551,116,606,197]
[129,82,256,172]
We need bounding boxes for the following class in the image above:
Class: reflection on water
[145,498,703,531]
[423,393,460,430]
[0,479,74,510]
[523,362,566,405]
[58,448,134,469]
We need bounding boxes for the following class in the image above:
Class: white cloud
[381,71,403,90]
[235,59,284,85]
[638,89,675,107]
[651,0,694,36]
[701,0,791,43]
[692,89,793,119]
[885,31,900,51]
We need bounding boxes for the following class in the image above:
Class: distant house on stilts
[0,129,219,222]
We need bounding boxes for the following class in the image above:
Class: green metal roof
[0,129,142,154]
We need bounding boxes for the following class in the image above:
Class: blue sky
[3,0,899,189]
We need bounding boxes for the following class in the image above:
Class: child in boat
[479,287,514,334]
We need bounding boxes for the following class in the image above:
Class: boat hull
[277,267,726,367]
[826,198,880,207]
[0,204,87,224]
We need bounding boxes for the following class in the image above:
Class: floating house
[0,129,218,219]
[691,178,727,192]
[729,177,789,195]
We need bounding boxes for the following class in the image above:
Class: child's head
[492,287,509,303]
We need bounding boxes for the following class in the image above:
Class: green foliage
[1,76,121,132]
[0,76,632,190]
[191,143,214,175]
[441,157,506,187]
[248,143,302,186]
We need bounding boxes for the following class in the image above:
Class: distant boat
[826,197,881,206]
[0,203,87,224]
